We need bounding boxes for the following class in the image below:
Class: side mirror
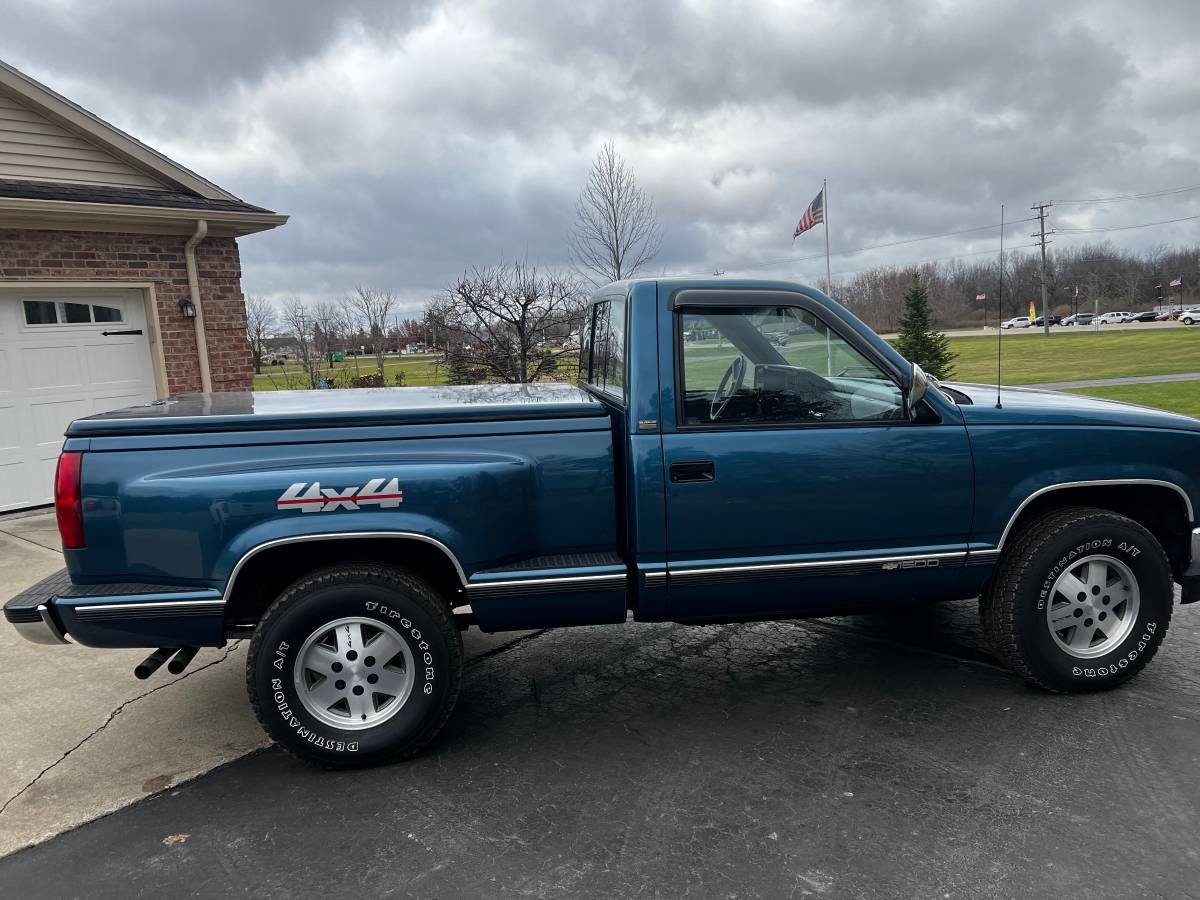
[907,363,929,421]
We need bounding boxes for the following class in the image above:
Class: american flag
[1170,276,1183,288]
[975,293,987,301]
[792,189,825,239]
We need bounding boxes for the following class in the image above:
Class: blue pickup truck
[7,278,1200,767]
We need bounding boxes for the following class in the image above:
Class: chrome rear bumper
[8,603,69,645]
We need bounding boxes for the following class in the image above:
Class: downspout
[184,219,213,393]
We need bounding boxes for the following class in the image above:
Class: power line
[669,216,1038,278]
[1056,213,1200,234]
[830,242,1041,277]
[1056,182,1200,205]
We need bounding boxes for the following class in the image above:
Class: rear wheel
[247,564,462,767]
[980,507,1173,692]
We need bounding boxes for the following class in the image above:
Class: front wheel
[980,507,1173,692]
[247,564,463,767]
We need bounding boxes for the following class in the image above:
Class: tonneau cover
[67,383,607,436]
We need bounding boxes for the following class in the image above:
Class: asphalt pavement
[2,592,1198,898]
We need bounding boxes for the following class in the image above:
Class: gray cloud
[2,0,1198,307]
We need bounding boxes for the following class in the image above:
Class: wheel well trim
[994,479,1195,552]
[221,531,468,605]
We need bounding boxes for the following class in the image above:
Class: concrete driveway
[0,511,531,857]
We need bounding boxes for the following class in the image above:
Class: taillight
[55,451,85,549]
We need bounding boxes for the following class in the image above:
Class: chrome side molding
[466,572,626,597]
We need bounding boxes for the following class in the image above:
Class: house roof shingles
[0,178,276,215]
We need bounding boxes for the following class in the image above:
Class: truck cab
[580,280,975,626]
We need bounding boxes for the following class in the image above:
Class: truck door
[659,291,974,621]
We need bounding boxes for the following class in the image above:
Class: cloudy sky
[4,0,1199,314]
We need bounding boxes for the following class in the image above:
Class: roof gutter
[184,219,212,393]
[0,196,287,236]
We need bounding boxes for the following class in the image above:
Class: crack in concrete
[0,642,241,819]
[0,529,61,556]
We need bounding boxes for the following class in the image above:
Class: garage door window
[23,300,125,326]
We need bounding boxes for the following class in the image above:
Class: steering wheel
[710,356,747,421]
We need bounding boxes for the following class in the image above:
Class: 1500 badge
[882,558,939,571]
[277,477,404,513]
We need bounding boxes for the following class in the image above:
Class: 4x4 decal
[277,477,404,513]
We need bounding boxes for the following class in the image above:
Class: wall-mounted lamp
[178,296,197,319]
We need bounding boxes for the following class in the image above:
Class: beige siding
[0,89,167,190]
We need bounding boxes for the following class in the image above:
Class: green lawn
[946,329,1200,385]
[1065,382,1200,419]
[253,352,578,391]
[254,354,448,390]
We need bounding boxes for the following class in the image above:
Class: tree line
[837,242,1200,334]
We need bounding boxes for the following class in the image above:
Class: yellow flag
[1029,300,1037,320]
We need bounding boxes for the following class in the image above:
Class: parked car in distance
[1180,308,1200,326]
[1095,311,1132,324]
[1061,313,1093,326]
[1129,311,1160,322]
[1001,316,1032,329]
[1032,315,1062,327]
[764,331,790,346]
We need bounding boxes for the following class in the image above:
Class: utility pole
[1030,202,1055,332]
[1031,201,1054,335]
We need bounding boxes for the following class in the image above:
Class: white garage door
[0,288,158,512]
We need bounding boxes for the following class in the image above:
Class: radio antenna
[995,204,1005,409]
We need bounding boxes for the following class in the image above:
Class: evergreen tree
[894,276,957,379]
[443,348,480,385]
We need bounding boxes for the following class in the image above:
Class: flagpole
[823,178,832,294]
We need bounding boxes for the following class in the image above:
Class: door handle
[670,460,715,483]
[101,329,143,336]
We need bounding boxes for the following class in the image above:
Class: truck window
[586,297,627,400]
[677,305,903,426]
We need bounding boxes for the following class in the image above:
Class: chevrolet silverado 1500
[6,278,1200,766]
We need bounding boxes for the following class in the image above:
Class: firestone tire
[980,507,1173,693]
[247,564,463,768]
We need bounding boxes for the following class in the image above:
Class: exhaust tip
[167,646,199,675]
[134,647,178,680]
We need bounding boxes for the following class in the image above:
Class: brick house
[0,60,286,511]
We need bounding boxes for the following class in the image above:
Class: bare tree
[568,141,662,285]
[343,286,399,375]
[309,301,347,365]
[425,261,584,384]
[278,299,321,389]
[244,295,276,374]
